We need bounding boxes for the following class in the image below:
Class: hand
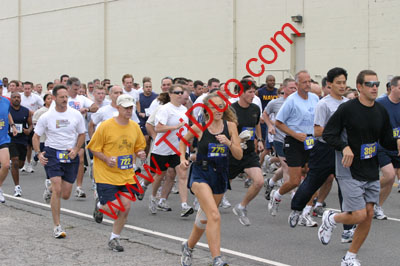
[38,151,48,166]
[23,128,30,135]
[67,148,79,160]
[139,113,146,118]
[80,108,89,115]
[215,134,230,146]
[294,132,307,142]
[180,159,190,170]
[137,150,146,160]
[257,140,264,152]
[175,121,186,130]
[341,146,354,168]
[397,139,400,156]
[12,126,18,136]
[106,156,117,168]
[268,127,276,135]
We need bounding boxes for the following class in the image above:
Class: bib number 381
[118,155,133,170]
[360,142,377,160]
[208,143,228,158]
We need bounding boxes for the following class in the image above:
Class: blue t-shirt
[9,105,30,145]
[139,92,158,126]
[376,95,400,139]
[0,97,11,145]
[190,92,198,103]
[276,92,319,135]
[257,86,278,111]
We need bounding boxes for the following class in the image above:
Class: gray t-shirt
[264,97,286,143]
[314,95,348,143]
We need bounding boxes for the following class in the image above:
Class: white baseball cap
[117,94,134,107]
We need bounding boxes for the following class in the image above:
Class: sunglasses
[172,91,184,95]
[364,81,380,88]
[279,92,284,95]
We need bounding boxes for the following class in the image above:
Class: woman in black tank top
[178,93,242,266]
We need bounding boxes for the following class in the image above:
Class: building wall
[0,0,399,93]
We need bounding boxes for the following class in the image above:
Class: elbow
[233,149,243,160]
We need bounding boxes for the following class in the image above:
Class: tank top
[197,120,230,156]
[9,105,30,145]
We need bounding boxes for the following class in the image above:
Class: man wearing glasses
[320,70,400,266]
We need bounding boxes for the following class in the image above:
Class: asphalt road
[1,163,399,266]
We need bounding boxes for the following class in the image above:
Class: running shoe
[219,195,231,209]
[108,237,124,252]
[157,200,172,211]
[312,206,324,217]
[137,179,147,200]
[341,226,356,243]
[20,164,27,172]
[181,205,194,217]
[398,181,400,193]
[373,204,387,220]
[318,210,336,245]
[93,197,103,223]
[181,241,193,266]
[193,197,200,211]
[264,178,274,201]
[244,178,252,188]
[53,225,66,238]
[171,183,179,194]
[212,256,229,266]
[232,204,250,226]
[299,213,318,227]
[43,179,52,204]
[14,185,22,197]
[75,186,86,198]
[268,190,280,216]
[25,163,34,173]
[0,188,5,203]
[341,256,361,266]
[288,210,301,228]
[149,195,157,214]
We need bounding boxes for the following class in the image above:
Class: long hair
[202,93,238,125]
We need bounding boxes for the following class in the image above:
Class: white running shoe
[373,204,387,220]
[14,185,22,197]
[75,186,86,198]
[0,188,5,203]
[149,195,157,214]
[299,213,318,227]
[268,190,280,216]
[193,197,200,211]
[219,195,231,209]
[318,210,336,245]
[53,225,66,238]
[43,179,52,204]
[341,256,361,266]
[25,163,34,173]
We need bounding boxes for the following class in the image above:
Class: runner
[319,70,400,266]
[268,70,319,219]
[33,85,86,238]
[89,94,146,252]
[374,75,400,220]
[8,92,32,197]
[179,93,242,266]
[149,84,193,217]
[229,80,264,226]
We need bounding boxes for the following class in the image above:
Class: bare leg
[241,167,263,207]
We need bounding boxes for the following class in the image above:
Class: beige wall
[0,0,399,93]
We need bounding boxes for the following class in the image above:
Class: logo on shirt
[69,101,81,110]
[0,119,4,130]
[118,137,133,152]
[56,119,70,128]
[262,95,278,101]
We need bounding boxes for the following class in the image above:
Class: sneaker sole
[318,211,332,245]
[157,207,172,211]
[181,208,194,217]
[55,232,66,238]
[341,238,352,243]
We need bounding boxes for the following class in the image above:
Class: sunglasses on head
[172,91,184,95]
[363,81,380,88]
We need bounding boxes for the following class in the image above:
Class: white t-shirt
[152,102,188,155]
[91,104,140,127]
[68,95,94,111]
[192,93,207,121]
[123,88,139,103]
[147,99,161,117]
[20,93,44,112]
[35,107,86,150]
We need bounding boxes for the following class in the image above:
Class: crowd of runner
[0,69,399,266]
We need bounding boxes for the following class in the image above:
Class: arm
[179,125,202,170]
[8,113,17,136]
[91,150,116,168]
[263,110,275,135]
[88,103,99,113]
[275,120,307,142]
[155,121,185,133]
[23,111,33,135]
[226,121,243,160]
[33,133,48,166]
[145,123,157,139]
[88,120,96,138]
[255,122,264,151]
[68,133,85,160]
[314,125,324,138]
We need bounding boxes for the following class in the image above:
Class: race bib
[241,127,255,140]
[360,142,377,160]
[118,155,133,170]
[56,150,71,163]
[208,143,228,158]
[393,127,400,139]
[304,136,315,150]
[10,123,23,134]
[0,119,4,130]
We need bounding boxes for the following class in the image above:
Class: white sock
[269,179,275,187]
[329,213,337,225]
[274,190,282,201]
[345,251,356,260]
[159,198,166,204]
[302,205,312,216]
[110,232,120,240]
[315,202,323,208]
[238,203,245,209]
[97,201,102,209]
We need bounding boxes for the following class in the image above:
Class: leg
[10,157,20,186]
[279,167,303,195]
[151,171,166,197]
[50,176,63,226]
[241,167,263,207]
[378,164,395,206]
[317,174,334,204]
[75,148,85,187]
[160,168,175,199]
[0,147,10,186]
[26,144,32,164]
[60,180,74,200]
[348,203,374,254]
[176,165,189,204]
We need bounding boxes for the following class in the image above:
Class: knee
[61,193,70,200]
[52,184,62,196]
[252,176,264,189]
[2,160,10,170]
[353,209,367,223]
[208,209,221,224]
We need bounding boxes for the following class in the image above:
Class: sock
[345,251,356,260]
[315,202,323,208]
[238,203,245,209]
[302,205,312,216]
[274,190,282,201]
[97,201,102,209]
[269,179,275,187]
[159,198,166,204]
[181,202,188,208]
[329,213,337,225]
[110,232,120,240]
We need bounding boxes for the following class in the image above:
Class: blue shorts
[43,146,79,184]
[188,163,229,195]
[97,183,140,205]
[378,146,400,168]
[273,140,284,157]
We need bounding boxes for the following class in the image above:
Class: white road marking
[4,194,290,266]
[328,208,400,222]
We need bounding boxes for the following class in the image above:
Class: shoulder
[67,107,83,117]
[309,92,320,102]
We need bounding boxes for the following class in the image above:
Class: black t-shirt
[231,102,260,154]
[323,98,397,181]
[9,105,30,145]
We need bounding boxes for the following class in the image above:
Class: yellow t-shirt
[87,118,146,185]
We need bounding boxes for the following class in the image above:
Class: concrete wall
[0,0,399,93]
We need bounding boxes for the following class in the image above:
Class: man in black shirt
[320,70,400,266]
[230,80,264,226]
